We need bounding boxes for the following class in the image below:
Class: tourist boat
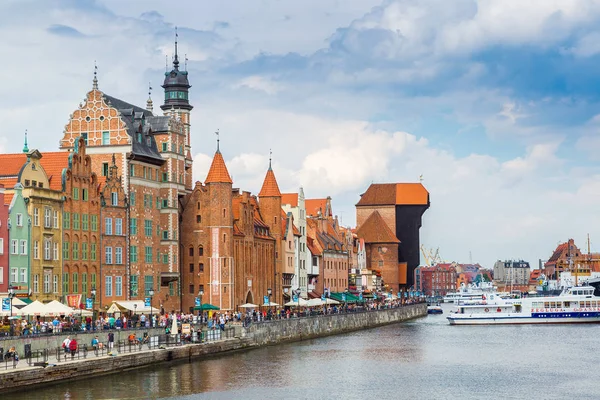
[447,286,600,325]
[427,305,443,314]
[442,282,495,303]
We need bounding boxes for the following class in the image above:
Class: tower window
[102,131,110,145]
[102,163,109,176]
[81,132,88,145]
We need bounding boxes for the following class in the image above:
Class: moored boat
[427,305,443,314]
[447,286,600,325]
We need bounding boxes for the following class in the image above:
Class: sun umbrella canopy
[194,303,220,311]
[306,298,324,307]
[238,303,258,308]
[284,298,309,307]
[18,300,50,316]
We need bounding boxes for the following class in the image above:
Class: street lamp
[91,287,96,330]
[197,288,204,322]
[149,288,154,327]
[8,286,15,317]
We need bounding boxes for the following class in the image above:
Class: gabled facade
[0,185,9,294]
[282,188,308,298]
[21,150,65,302]
[100,154,129,307]
[8,184,29,297]
[60,137,100,307]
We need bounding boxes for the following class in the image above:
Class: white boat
[447,286,600,325]
[442,282,495,303]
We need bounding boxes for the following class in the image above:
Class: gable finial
[23,129,29,153]
[93,61,98,90]
[269,148,272,170]
[185,54,188,71]
[216,129,220,152]
[146,82,153,112]
[173,27,179,70]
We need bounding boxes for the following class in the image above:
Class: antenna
[165,55,168,72]
[148,82,152,98]
[215,129,220,151]
[185,54,188,71]
[269,148,272,169]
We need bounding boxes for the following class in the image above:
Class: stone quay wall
[246,303,427,345]
[0,304,426,393]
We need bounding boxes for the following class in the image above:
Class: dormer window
[146,137,151,146]
[137,133,142,143]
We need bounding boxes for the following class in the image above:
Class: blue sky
[2,0,600,268]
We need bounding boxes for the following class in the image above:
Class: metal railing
[0,326,237,370]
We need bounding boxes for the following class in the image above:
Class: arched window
[188,247,194,257]
[198,246,204,256]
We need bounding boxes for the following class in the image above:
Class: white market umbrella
[18,300,50,316]
[45,300,75,315]
[239,303,258,309]
[323,298,340,305]
[306,298,324,307]
[284,298,309,307]
[265,302,280,307]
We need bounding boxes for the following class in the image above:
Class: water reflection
[7,317,600,400]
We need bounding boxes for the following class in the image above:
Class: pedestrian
[91,335,99,355]
[69,337,78,359]
[62,336,71,355]
[108,332,114,351]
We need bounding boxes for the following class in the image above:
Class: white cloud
[233,76,282,95]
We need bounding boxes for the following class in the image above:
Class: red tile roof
[258,167,281,197]
[0,151,69,191]
[305,198,329,217]
[281,193,298,207]
[356,211,400,243]
[0,154,27,177]
[205,151,232,184]
[40,152,70,191]
[356,183,429,206]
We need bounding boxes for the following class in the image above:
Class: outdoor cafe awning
[329,292,363,303]
[107,301,159,314]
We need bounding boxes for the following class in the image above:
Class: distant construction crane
[420,245,445,266]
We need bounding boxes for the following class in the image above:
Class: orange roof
[4,192,14,206]
[357,183,429,206]
[356,211,399,244]
[281,193,298,207]
[0,151,69,191]
[205,150,232,184]
[40,152,70,191]
[0,154,27,177]
[305,198,329,217]
[258,167,281,197]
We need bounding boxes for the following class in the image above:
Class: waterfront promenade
[0,304,426,393]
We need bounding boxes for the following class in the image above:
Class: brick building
[58,42,193,312]
[180,145,235,312]
[99,154,129,308]
[306,197,349,296]
[414,264,457,296]
[356,183,430,289]
[61,138,100,306]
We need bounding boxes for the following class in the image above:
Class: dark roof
[103,95,153,118]
[102,93,166,166]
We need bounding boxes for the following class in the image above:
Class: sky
[2,0,600,269]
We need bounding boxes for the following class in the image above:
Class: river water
[9,305,600,399]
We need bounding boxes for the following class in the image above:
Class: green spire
[22,129,29,153]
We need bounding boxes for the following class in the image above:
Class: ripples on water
[9,305,600,400]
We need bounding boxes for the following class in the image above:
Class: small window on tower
[102,163,109,177]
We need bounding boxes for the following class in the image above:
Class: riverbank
[0,304,426,393]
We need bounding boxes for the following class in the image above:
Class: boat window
[544,302,550,308]
[564,301,570,308]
